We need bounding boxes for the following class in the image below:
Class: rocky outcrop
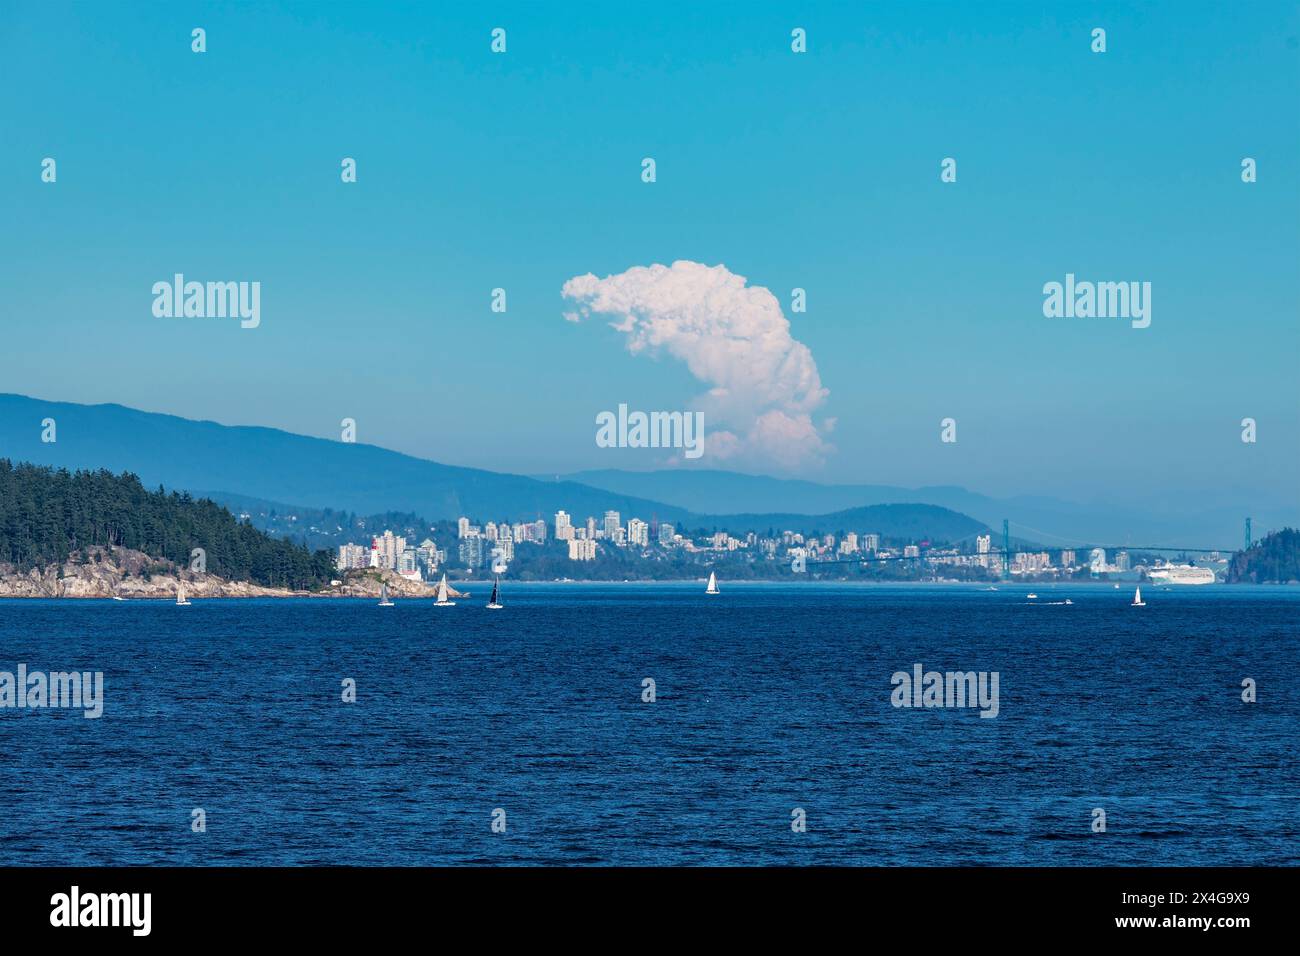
[0,547,469,599]
[334,570,470,600]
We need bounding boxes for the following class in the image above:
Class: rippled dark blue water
[1,583,1296,865]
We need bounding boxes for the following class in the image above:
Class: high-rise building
[336,543,367,571]
[398,548,419,577]
[1012,551,1053,573]
[568,538,597,561]
[369,530,405,570]
[863,533,880,553]
[658,523,675,546]
[512,522,540,544]
[1060,549,1076,568]
[603,510,621,539]
[458,535,484,568]
[628,518,648,547]
[416,539,439,578]
[491,537,514,564]
[555,511,574,541]
[457,517,470,539]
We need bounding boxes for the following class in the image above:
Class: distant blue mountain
[0,393,691,525]
[0,394,985,541]
[553,469,1272,551]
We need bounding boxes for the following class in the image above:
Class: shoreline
[0,546,475,600]
[0,579,1278,599]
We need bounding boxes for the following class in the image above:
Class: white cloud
[562,260,832,469]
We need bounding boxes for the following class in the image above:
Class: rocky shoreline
[0,547,469,599]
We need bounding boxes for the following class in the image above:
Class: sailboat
[705,571,719,595]
[378,583,394,607]
[1132,587,1146,607]
[176,583,191,606]
[434,573,456,607]
[486,575,503,610]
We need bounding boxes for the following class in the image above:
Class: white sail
[435,573,455,606]
[705,572,719,594]
[176,583,189,606]
[379,583,393,606]
[1132,587,1144,606]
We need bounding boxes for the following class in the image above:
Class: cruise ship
[1146,562,1216,585]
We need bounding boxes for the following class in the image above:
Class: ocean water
[0,583,1296,866]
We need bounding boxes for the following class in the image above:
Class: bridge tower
[1244,517,1252,552]
[1002,519,1010,581]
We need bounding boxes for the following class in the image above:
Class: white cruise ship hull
[1147,567,1216,585]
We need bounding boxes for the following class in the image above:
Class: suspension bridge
[799,517,1256,580]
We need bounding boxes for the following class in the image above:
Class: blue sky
[1,1,1296,510]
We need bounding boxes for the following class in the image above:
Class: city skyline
[328,506,1225,583]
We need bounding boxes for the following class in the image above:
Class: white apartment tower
[628,518,648,547]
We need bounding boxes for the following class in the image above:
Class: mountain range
[552,470,1279,551]
[0,394,982,542]
[0,393,1281,548]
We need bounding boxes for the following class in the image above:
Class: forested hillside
[0,460,336,589]
[1227,529,1300,584]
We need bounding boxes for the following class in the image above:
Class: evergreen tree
[0,460,336,589]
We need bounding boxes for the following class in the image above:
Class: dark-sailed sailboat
[486,575,503,610]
